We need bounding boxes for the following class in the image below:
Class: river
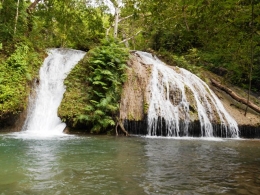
[0,134,259,194]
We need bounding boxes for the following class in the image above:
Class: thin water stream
[0,135,259,195]
[137,51,238,137]
[22,48,85,136]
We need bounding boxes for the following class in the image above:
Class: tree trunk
[182,1,190,31]
[14,0,20,35]
[118,120,129,136]
[106,14,133,38]
[210,79,260,114]
[114,6,119,38]
[122,31,129,47]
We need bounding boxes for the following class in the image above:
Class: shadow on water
[0,134,260,194]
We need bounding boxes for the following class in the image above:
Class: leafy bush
[78,39,129,133]
[60,39,128,132]
[0,42,43,116]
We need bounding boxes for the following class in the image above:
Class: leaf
[93,74,102,81]
[85,105,94,111]
[94,109,104,116]
[25,73,32,81]
[93,81,107,86]
[90,100,99,104]
[93,90,104,97]
[107,62,115,67]
[79,115,89,121]
[115,58,121,63]
[92,60,105,65]
[100,70,113,76]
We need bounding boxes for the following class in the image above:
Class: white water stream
[137,51,239,138]
[22,48,85,137]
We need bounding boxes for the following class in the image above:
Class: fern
[79,38,129,133]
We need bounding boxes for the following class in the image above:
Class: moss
[58,54,89,128]
[126,112,143,121]
[127,113,134,120]
[143,101,149,114]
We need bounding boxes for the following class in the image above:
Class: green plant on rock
[79,39,129,133]
[143,101,149,114]
[0,42,43,116]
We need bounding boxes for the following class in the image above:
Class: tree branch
[120,30,142,44]
[14,0,20,34]
[119,14,134,23]
[106,14,134,37]
[211,79,260,114]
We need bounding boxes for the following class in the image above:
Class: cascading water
[22,48,85,136]
[136,51,239,138]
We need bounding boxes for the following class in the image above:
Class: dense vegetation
[0,0,259,131]
[59,39,128,133]
[0,42,43,120]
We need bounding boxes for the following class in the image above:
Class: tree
[24,0,104,49]
[0,0,28,45]
[97,0,142,47]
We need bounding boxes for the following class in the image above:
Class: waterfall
[22,48,85,136]
[137,51,239,138]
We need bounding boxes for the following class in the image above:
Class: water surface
[0,134,260,194]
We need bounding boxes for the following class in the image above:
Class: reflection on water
[0,134,260,194]
[142,139,237,194]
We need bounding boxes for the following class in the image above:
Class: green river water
[0,134,260,195]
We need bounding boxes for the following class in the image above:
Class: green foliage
[0,0,105,51]
[29,0,104,50]
[80,39,129,133]
[0,42,44,116]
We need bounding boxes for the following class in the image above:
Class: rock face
[120,52,260,138]
[120,52,151,122]
[0,110,27,132]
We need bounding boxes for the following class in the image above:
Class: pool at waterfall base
[0,134,260,194]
